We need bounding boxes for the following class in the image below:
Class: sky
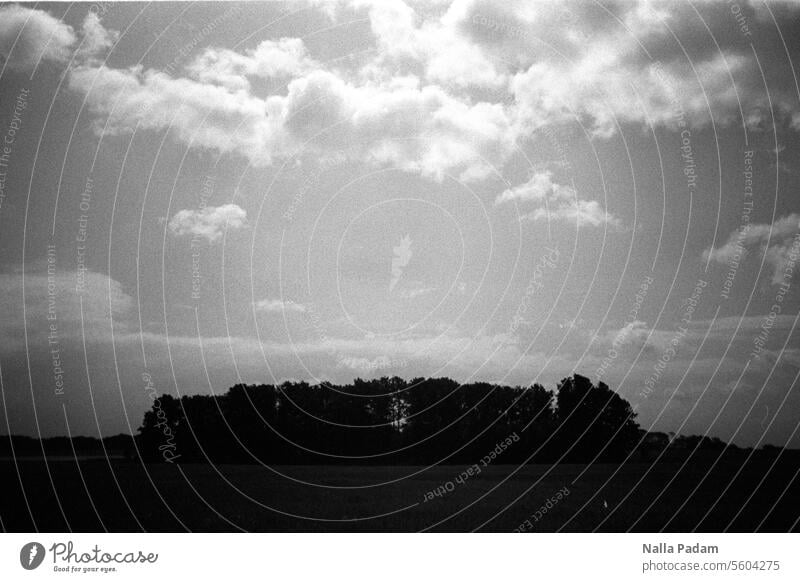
[0,0,799,448]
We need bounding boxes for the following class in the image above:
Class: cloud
[521,199,622,228]
[276,69,517,180]
[0,5,76,71]
[0,7,119,72]
[0,267,133,352]
[76,12,119,60]
[496,170,620,228]
[59,1,800,201]
[495,170,574,205]
[185,37,319,91]
[168,204,247,243]
[128,322,549,383]
[68,64,277,164]
[691,314,798,334]
[488,0,800,136]
[253,298,307,313]
[69,59,517,180]
[360,0,507,89]
[703,214,800,284]
[592,319,676,355]
[611,319,651,349]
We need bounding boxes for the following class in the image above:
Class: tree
[555,374,639,462]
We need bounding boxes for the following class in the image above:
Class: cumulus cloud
[703,214,800,285]
[68,64,276,163]
[168,204,247,243]
[521,199,621,228]
[253,298,307,313]
[593,319,658,353]
[472,0,800,136]
[277,70,517,180]
[0,4,76,70]
[0,7,120,72]
[611,320,651,348]
[495,171,573,205]
[185,38,319,91]
[360,0,507,89]
[55,1,800,196]
[76,12,119,60]
[593,319,666,355]
[0,267,133,351]
[69,61,516,180]
[496,170,620,228]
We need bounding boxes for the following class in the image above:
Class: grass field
[2,458,798,532]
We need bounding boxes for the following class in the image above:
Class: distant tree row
[1,374,777,465]
[136,374,643,464]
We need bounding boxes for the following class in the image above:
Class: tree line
[1,374,781,465]
[137,374,644,464]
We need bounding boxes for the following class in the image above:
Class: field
[2,458,798,532]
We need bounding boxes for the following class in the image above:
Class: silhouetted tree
[555,374,639,462]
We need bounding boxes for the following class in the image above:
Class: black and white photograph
[1,0,799,575]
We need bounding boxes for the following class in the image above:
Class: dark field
[2,458,799,532]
